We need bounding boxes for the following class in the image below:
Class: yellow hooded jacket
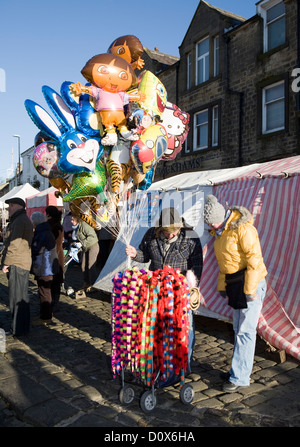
[213,206,267,295]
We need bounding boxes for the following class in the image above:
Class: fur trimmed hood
[227,206,253,230]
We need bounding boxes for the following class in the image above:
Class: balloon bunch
[25,35,189,229]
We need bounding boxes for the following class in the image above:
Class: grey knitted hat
[203,195,226,225]
[158,207,183,229]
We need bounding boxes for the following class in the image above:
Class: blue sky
[0,0,256,183]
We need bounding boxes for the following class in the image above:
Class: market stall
[26,186,64,219]
[94,155,300,361]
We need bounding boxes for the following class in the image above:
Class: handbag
[225,269,247,309]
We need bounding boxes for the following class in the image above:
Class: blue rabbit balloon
[24,85,103,175]
[60,81,103,138]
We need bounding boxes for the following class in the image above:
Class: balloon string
[66,185,148,250]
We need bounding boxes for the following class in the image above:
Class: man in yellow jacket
[204,195,267,393]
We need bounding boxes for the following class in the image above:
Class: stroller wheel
[140,390,157,413]
[119,385,135,405]
[180,384,194,404]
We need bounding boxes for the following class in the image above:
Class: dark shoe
[220,371,230,381]
[222,381,240,393]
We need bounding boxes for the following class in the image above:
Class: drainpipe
[224,34,244,166]
[176,60,179,106]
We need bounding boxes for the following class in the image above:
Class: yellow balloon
[138,71,167,117]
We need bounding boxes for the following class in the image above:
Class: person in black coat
[126,207,203,373]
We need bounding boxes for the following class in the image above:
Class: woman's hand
[125,245,137,258]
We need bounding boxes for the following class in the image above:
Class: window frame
[213,35,219,77]
[187,52,192,90]
[212,104,219,146]
[189,102,220,153]
[196,36,209,85]
[258,0,286,53]
[262,80,285,134]
[194,108,209,150]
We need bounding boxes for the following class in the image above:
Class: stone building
[150,0,300,181]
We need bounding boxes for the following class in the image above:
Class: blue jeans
[188,310,195,371]
[229,279,267,386]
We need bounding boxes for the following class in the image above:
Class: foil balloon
[131,123,168,174]
[160,102,190,161]
[69,53,144,146]
[106,137,133,194]
[33,142,64,178]
[137,71,167,117]
[60,81,103,137]
[34,131,51,147]
[50,177,71,198]
[107,35,145,70]
[137,166,155,190]
[63,160,107,203]
[25,86,103,175]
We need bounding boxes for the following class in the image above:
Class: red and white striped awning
[200,155,300,361]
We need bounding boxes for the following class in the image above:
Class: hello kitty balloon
[160,102,190,161]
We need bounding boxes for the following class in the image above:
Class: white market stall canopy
[0,183,39,205]
[26,186,64,218]
[0,183,40,226]
[94,155,300,361]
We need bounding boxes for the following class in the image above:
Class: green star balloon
[63,161,107,203]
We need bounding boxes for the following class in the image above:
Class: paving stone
[66,413,120,427]
[191,380,209,392]
[192,397,223,410]
[0,375,52,412]
[23,398,80,427]
[78,385,104,404]
[218,392,242,404]
[0,268,299,428]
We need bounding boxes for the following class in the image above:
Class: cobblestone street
[0,264,299,428]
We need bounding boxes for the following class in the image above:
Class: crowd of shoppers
[0,193,268,394]
[0,199,106,329]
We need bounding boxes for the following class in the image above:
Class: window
[213,36,219,77]
[259,0,286,52]
[196,37,209,85]
[187,52,191,90]
[262,81,285,133]
[212,105,219,146]
[193,104,219,151]
[194,109,208,149]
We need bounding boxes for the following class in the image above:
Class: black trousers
[8,265,30,336]
[36,276,53,320]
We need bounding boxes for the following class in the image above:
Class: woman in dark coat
[45,206,64,313]
[31,212,59,322]
[126,207,203,373]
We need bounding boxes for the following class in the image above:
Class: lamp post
[13,134,21,185]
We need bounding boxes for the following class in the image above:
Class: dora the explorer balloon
[107,35,145,70]
[69,53,144,146]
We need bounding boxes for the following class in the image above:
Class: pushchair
[111,266,194,413]
[63,242,82,296]
[64,241,82,267]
